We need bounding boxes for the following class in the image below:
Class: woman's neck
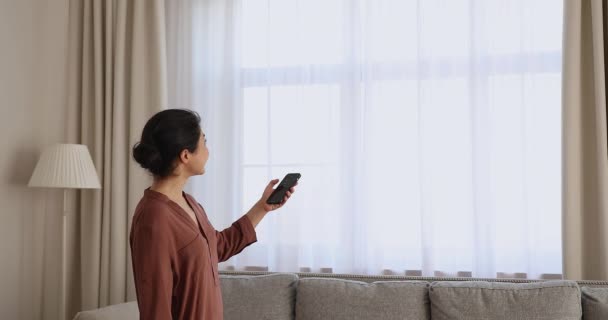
[150,175,189,201]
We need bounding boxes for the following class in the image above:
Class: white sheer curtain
[166,0,563,279]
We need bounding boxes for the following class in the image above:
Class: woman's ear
[179,149,190,163]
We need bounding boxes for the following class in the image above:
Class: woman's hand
[256,179,298,213]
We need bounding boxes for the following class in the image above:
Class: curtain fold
[562,0,608,281]
[64,0,168,318]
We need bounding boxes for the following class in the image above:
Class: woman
[130,109,296,320]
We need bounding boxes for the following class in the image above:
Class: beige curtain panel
[562,0,608,281]
[64,0,168,319]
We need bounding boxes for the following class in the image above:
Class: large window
[237,0,562,278]
[169,0,564,278]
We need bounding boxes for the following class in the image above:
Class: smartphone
[266,173,301,205]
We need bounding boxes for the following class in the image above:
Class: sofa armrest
[72,301,139,320]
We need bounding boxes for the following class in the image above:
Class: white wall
[0,0,69,319]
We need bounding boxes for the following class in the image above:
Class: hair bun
[133,109,202,178]
[132,141,162,172]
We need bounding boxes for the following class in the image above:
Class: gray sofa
[73,271,608,320]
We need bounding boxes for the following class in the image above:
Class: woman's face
[179,129,209,177]
[192,130,209,175]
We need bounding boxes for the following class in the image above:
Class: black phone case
[266,173,301,204]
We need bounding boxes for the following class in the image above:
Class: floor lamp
[28,144,101,320]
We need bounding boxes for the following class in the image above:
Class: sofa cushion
[72,301,138,320]
[582,286,608,320]
[295,278,430,320]
[429,280,581,320]
[220,273,298,320]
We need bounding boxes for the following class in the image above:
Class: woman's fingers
[285,188,295,199]
[268,186,296,211]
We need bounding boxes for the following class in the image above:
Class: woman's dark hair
[132,109,202,178]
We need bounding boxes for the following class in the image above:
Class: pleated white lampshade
[28,143,101,189]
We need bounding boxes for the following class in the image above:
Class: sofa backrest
[220,273,298,320]
[582,286,608,319]
[295,278,430,320]
[429,280,581,320]
[72,271,608,320]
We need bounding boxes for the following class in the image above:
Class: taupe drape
[64,0,167,319]
[563,0,608,280]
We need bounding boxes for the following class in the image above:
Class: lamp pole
[61,188,68,320]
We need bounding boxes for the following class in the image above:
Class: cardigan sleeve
[130,210,174,320]
[197,202,258,262]
[214,214,258,262]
